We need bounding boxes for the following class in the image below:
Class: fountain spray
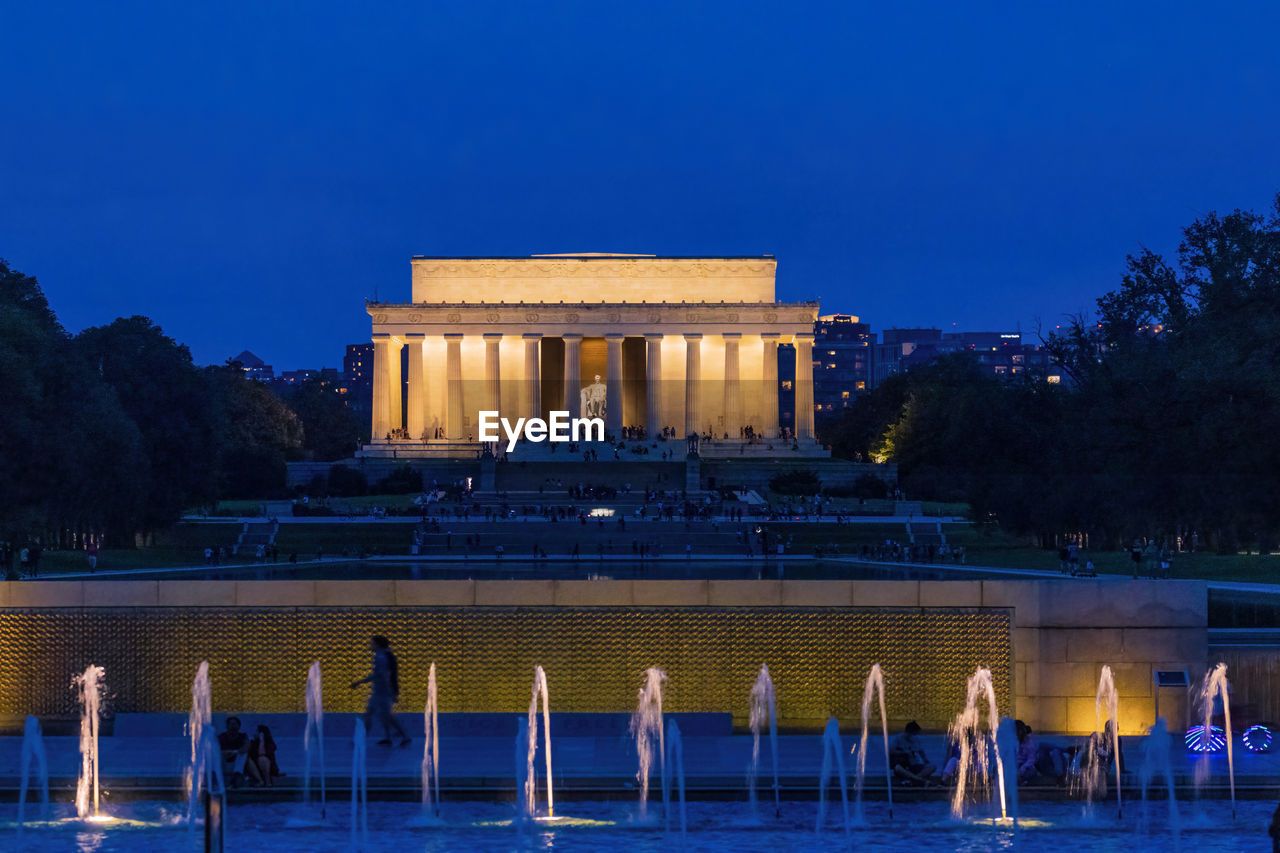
[947,666,1007,821]
[1093,665,1122,818]
[303,661,326,819]
[74,665,106,819]
[526,665,554,818]
[186,661,213,824]
[816,717,851,834]
[630,667,668,821]
[18,715,50,830]
[422,662,440,816]
[854,663,893,821]
[351,717,368,849]
[748,663,781,818]
[666,718,688,837]
[1197,663,1235,818]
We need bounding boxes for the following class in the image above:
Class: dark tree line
[821,194,1280,552]
[0,260,356,546]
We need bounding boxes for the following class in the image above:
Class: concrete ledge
[0,583,9,608]
[82,581,159,607]
[850,581,918,607]
[919,581,982,608]
[554,580,634,606]
[235,581,315,606]
[158,581,237,607]
[981,581,1041,625]
[393,580,475,606]
[7,582,84,608]
[315,580,396,606]
[475,580,555,606]
[781,580,853,607]
[708,580,781,606]
[632,580,708,606]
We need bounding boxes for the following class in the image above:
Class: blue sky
[3,0,1278,369]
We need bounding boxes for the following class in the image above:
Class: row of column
[372,332,814,441]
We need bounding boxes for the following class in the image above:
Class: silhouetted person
[350,635,410,747]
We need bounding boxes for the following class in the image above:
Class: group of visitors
[856,541,967,564]
[886,719,1120,791]
[218,636,412,789]
[1,540,43,579]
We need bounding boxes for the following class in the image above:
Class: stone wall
[0,578,1205,735]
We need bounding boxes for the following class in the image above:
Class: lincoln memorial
[362,254,819,457]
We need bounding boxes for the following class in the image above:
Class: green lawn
[19,516,1280,584]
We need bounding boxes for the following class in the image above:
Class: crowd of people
[886,719,1122,792]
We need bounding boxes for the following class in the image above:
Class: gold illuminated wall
[0,607,1010,729]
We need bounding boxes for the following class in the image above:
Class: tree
[73,317,220,529]
[278,376,362,461]
[205,365,304,499]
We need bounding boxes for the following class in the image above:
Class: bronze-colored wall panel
[0,607,1010,728]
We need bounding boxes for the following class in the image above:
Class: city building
[873,329,1059,384]
[812,314,874,414]
[229,350,274,381]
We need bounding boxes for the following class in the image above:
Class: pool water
[1,799,1273,852]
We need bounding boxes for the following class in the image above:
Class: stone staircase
[232,519,279,555]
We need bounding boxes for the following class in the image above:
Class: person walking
[350,635,411,747]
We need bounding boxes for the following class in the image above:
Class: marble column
[605,333,624,434]
[371,334,392,440]
[644,333,663,436]
[483,333,502,415]
[761,333,780,438]
[445,333,463,440]
[794,332,815,440]
[683,333,702,437]
[722,332,741,438]
[522,333,542,420]
[404,333,425,440]
[563,334,582,418]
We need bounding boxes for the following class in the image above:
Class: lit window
[856,381,866,390]
[1047,375,1061,384]
[994,365,1007,374]
[781,380,793,390]
[841,391,850,399]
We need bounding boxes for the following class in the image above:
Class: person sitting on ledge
[890,721,939,786]
[246,724,281,787]
[218,716,250,787]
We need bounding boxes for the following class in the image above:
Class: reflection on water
[133,559,1028,583]
[0,800,1270,853]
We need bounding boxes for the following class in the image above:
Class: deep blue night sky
[3,1,1278,370]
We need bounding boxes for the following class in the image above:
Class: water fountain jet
[1196,662,1234,818]
[666,718,687,837]
[186,661,213,824]
[747,663,780,818]
[351,717,368,849]
[947,666,1007,821]
[525,665,554,818]
[18,715,50,830]
[422,662,440,816]
[1085,665,1123,818]
[630,667,667,822]
[816,717,851,834]
[302,661,326,819]
[1139,717,1180,835]
[74,664,106,819]
[854,663,893,821]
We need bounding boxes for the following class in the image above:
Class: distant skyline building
[812,314,874,415]
[229,350,273,381]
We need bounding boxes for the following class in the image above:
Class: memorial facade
[365,254,818,452]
